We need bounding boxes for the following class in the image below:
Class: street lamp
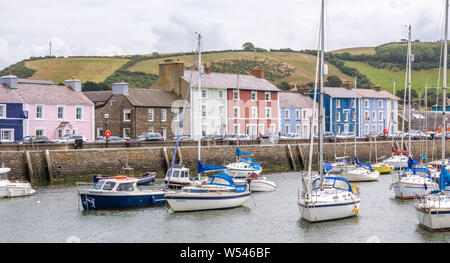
[104,113,109,148]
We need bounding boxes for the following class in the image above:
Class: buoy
[353,207,359,213]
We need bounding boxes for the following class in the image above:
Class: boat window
[180,171,185,178]
[94,181,105,190]
[116,183,134,192]
[0,173,7,180]
[172,170,180,178]
[210,177,230,186]
[102,182,116,191]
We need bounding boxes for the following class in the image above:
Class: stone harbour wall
[0,140,448,184]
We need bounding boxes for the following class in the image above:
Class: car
[336,132,355,139]
[53,135,88,144]
[171,136,193,141]
[14,136,52,144]
[426,131,439,139]
[279,133,301,140]
[201,134,223,141]
[94,136,126,143]
[143,133,165,141]
[225,134,250,141]
[313,131,335,140]
[387,131,405,139]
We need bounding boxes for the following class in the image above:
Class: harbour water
[0,172,448,243]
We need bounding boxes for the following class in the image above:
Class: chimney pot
[204,67,211,74]
[65,79,82,92]
[0,74,18,89]
[251,69,264,79]
[112,82,129,95]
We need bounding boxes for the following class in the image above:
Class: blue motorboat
[93,172,156,186]
[78,176,166,210]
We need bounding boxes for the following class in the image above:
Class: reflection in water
[0,172,450,242]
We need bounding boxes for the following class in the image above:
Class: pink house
[18,78,95,141]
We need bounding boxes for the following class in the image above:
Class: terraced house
[84,82,186,140]
[315,86,399,138]
[151,62,281,139]
[279,92,318,139]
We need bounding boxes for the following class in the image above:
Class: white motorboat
[165,173,251,212]
[328,159,379,182]
[226,149,262,178]
[385,154,409,170]
[234,173,276,192]
[163,164,193,189]
[0,167,35,198]
[298,176,360,222]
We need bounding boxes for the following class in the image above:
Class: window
[123,128,131,139]
[251,107,258,119]
[352,112,356,121]
[65,129,71,135]
[161,109,166,122]
[378,100,383,108]
[148,128,154,133]
[233,107,239,118]
[173,109,179,122]
[201,124,207,136]
[123,109,131,122]
[372,124,376,133]
[295,109,300,120]
[302,110,306,120]
[0,129,14,142]
[218,90,224,99]
[57,106,64,119]
[36,129,45,136]
[58,129,63,138]
[296,124,301,134]
[364,111,369,121]
[72,128,77,135]
[351,100,356,108]
[285,124,290,134]
[379,112,383,121]
[76,106,82,120]
[364,100,369,108]
[336,100,341,108]
[266,108,271,118]
[218,105,225,117]
[336,112,341,122]
[0,104,5,119]
[259,124,264,135]
[97,128,104,138]
[365,124,369,134]
[379,124,383,133]
[148,109,154,122]
[102,182,116,191]
[162,128,167,139]
[201,90,207,98]
[337,125,341,134]
[285,109,290,120]
[233,90,239,100]
[117,183,134,192]
[265,92,271,101]
[251,91,257,101]
[372,111,377,121]
[36,105,43,119]
[270,124,276,134]
[233,124,239,135]
[201,105,207,118]
[344,124,349,132]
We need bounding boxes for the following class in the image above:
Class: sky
[0,0,447,69]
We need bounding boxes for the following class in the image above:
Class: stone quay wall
[0,140,448,184]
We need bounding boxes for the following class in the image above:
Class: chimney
[251,69,264,79]
[65,77,81,92]
[204,67,211,74]
[112,81,129,95]
[0,73,18,89]
[155,62,185,96]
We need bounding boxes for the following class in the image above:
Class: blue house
[279,92,317,139]
[0,75,25,143]
[312,87,399,138]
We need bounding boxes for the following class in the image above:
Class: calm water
[0,172,449,243]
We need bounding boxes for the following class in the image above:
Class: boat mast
[354,76,357,159]
[442,0,448,166]
[197,33,202,164]
[407,25,412,158]
[319,0,325,188]
[391,80,396,151]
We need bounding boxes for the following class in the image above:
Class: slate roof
[398,107,450,130]
[183,70,280,92]
[280,92,314,108]
[83,91,113,103]
[85,89,180,108]
[323,87,399,100]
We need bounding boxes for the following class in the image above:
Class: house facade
[0,75,95,142]
[0,75,25,143]
[315,87,399,138]
[84,82,186,140]
[279,92,318,138]
[151,62,281,139]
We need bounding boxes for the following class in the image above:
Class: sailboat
[0,167,35,198]
[165,33,251,212]
[390,25,439,199]
[328,77,379,182]
[297,0,360,222]
[415,0,450,231]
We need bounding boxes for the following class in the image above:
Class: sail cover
[236,147,252,157]
[439,167,450,191]
[354,156,374,171]
[197,161,227,174]
[407,157,419,169]
[392,147,409,154]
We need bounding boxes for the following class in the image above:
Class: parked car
[313,131,335,140]
[171,136,193,141]
[201,134,224,141]
[143,133,165,141]
[279,133,301,140]
[225,134,250,141]
[14,136,51,144]
[387,131,405,139]
[426,131,439,139]
[94,136,126,143]
[336,132,355,139]
[53,135,88,144]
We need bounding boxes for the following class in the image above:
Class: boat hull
[0,186,35,198]
[391,179,438,199]
[298,200,360,222]
[226,168,262,178]
[372,165,394,174]
[78,191,166,210]
[165,192,251,212]
[249,179,276,192]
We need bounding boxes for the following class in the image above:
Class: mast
[425,81,428,159]
[391,80,396,151]
[236,75,240,162]
[407,25,412,158]
[442,0,448,166]
[319,0,325,188]
[197,33,202,164]
[354,76,357,159]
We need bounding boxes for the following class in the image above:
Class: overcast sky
[0,0,447,69]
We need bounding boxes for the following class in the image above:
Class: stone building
[84,82,187,140]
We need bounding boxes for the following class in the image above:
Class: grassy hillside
[331,47,376,55]
[25,57,129,84]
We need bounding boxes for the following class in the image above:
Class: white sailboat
[390,25,439,199]
[165,33,251,212]
[0,167,35,198]
[415,0,450,231]
[297,0,360,222]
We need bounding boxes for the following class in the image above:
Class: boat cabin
[311,177,354,193]
[0,168,11,181]
[93,176,139,193]
[164,164,191,184]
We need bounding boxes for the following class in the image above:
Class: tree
[82,81,110,91]
[277,81,292,91]
[242,42,255,51]
[325,75,342,87]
